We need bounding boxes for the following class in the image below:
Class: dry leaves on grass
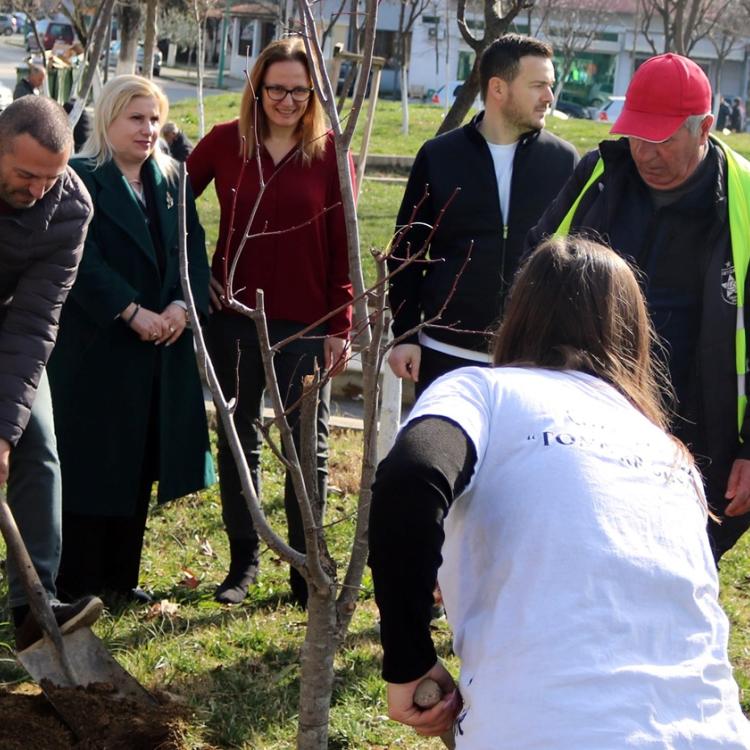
[146,600,180,619]
[178,567,200,589]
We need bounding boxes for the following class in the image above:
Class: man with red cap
[529,52,750,563]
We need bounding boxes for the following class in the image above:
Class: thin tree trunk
[400,65,409,134]
[142,0,158,81]
[196,8,206,138]
[296,592,338,750]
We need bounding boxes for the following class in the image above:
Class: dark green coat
[48,156,215,517]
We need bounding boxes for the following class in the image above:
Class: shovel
[0,488,155,731]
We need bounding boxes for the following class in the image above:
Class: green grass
[0,428,458,749]
[1,427,748,748]
[1,99,748,747]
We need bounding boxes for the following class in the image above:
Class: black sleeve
[386,146,434,342]
[369,415,477,683]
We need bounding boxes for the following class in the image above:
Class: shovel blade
[17,627,155,705]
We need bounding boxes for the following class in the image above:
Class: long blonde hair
[238,37,327,163]
[78,74,176,178]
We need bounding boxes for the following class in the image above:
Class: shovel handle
[0,489,77,685]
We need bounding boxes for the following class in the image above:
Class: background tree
[533,0,610,106]
[396,0,430,134]
[638,0,732,54]
[142,0,160,82]
[436,0,535,135]
[116,0,142,75]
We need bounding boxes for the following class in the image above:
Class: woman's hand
[121,303,168,344]
[386,661,459,737]
[324,336,348,377]
[209,275,225,312]
[160,302,189,346]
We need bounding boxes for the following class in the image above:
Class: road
[0,33,243,104]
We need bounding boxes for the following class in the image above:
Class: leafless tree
[638,0,732,54]
[534,0,611,106]
[397,0,431,134]
[437,0,535,135]
[116,0,142,75]
[142,0,159,82]
[704,0,750,101]
[176,1,470,745]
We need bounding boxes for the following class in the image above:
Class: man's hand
[160,302,189,346]
[324,336,348,377]
[386,661,459,737]
[725,458,750,516]
[388,343,421,382]
[208,275,225,312]
[0,438,10,485]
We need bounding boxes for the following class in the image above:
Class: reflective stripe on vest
[553,137,750,436]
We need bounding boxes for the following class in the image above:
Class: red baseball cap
[611,53,712,142]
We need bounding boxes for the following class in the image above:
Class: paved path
[0,34,245,104]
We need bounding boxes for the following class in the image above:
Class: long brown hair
[238,37,327,163]
[492,236,672,430]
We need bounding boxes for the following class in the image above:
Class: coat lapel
[145,158,178,257]
[94,160,158,270]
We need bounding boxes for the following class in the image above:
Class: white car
[430,80,482,109]
[108,41,162,77]
[595,96,626,124]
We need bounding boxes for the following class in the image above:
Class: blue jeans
[5,370,61,607]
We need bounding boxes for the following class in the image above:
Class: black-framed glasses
[262,84,314,102]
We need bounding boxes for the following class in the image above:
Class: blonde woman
[49,75,214,604]
[188,37,354,606]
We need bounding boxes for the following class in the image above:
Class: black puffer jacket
[388,113,579,352]
[0,167,92,444]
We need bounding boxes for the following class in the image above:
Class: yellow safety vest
[553,136,750,435]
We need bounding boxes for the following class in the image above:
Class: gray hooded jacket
[0,166,92,445]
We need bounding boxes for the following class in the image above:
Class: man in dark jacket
[0,96,101,649]
[529,53,750,562]
[161,122,193,162]
[387,34,579,395]
[12,63,45,100]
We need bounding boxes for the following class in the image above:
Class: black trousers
[207,313,330,603]
[415,345,490,400]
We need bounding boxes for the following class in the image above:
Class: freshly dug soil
[0,682,192,749]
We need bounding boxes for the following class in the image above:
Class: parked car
[26,18,76,52]
[595,95,626,123]
[555,97,590,119]
[429,80,482,109]
[108,41,163,77]
[0,14,16,36]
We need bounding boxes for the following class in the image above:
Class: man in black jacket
[387,34,579,396]
[528,53,750,562]
[12,63,45,100]
[0,96,101,649]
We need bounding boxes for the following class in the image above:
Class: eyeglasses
[262,84,314,102]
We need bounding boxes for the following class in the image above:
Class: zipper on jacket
[500,223,509,292]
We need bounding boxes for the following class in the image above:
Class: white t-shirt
[407,366,750,750]
[486,140,518,223]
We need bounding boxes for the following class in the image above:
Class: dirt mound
[0,682,193,749]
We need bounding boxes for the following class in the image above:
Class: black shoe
[214,538,259,605]
[214,562,259,604]
[14,595,104,652]
[128,587,153,604]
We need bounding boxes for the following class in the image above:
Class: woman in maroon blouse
[188,38,353,607]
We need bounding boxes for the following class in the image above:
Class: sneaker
[15,595,104,652]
